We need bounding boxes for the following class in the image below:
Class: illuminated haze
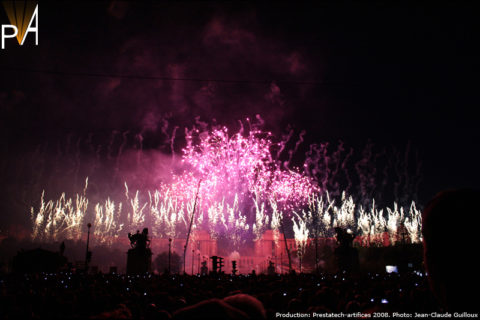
[0,2,478,237]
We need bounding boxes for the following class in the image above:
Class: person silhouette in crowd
[422,188,480,312]
[173,294,266,319]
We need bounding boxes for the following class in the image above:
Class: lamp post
[299,252,302,273]
[168,238,172,274]
[85,223,92,272]
[275,253,277,273]
[280,253,283,274]
[191,249,195,275]
[198,253,201,274]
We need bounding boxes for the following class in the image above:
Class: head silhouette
[422,188,480,312]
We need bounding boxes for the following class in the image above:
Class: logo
[1,1,38,49]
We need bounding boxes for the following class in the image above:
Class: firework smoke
[29,121,422,248]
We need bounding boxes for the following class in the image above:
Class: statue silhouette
[128,228,150,250]
[126,228,152,274]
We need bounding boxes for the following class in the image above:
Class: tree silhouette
[154,251,181,274]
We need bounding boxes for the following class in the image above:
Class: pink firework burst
[169,126,317,214]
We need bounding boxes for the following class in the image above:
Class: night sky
[0,1,478,231]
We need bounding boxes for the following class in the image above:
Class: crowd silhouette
[0,270,437,319]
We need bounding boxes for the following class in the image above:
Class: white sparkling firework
[403,201,422,243]
[94,198,123,245]
[292,211,309,260]
[29,128,423,247]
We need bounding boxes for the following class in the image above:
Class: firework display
[30,123,422,249]
[1,2,478,318]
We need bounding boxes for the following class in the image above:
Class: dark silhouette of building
[12,248,67,273]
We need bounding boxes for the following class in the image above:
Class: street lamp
[191,249,195,275]
[168,238,172,274]
[85,223,92,272]
[198,253,201,274]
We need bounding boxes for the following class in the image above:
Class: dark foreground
[0,271,438,319]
